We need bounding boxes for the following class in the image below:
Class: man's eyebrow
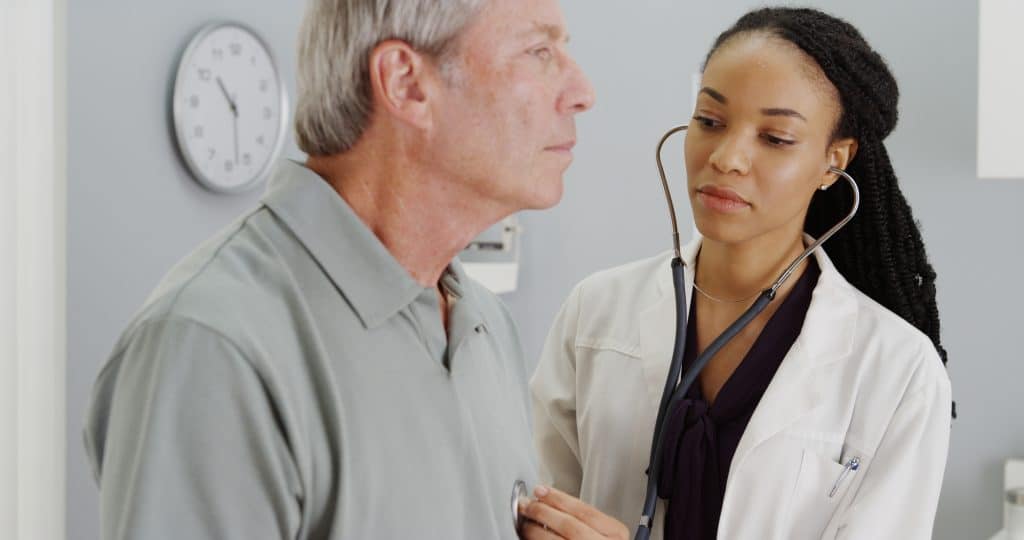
[520,22,569,43]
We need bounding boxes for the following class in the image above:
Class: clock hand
[216,76,238,117]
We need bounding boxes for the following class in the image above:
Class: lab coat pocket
[787,449,859,539]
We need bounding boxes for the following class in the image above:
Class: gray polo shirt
[84,160,537,540]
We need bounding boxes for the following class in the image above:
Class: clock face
[173,23,288,193]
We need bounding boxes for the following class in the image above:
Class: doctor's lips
[696,184,752,213]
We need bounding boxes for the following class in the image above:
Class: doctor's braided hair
[706,7,948,368]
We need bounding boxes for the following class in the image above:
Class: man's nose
[559,57,596,115]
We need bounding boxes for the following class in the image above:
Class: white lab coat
[530,236,952,539]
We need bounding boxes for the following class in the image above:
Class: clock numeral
[198,68,211,81]
[207,147,216,160]
[229,42,242,56]
[262,106,273,120]
[193,125,204,138]
[224,160,234,173]
[259,79,269,93]
[256,135,265,146]
[212,48,224,61]
[189,95,200,108]
[242,153,252,166]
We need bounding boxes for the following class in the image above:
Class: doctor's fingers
[531,486,629,539]
[521,520,564,540]
[519,500,597,540]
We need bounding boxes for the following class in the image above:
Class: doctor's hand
[519,485,629,540]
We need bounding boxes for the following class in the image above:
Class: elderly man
[83,0,594,538]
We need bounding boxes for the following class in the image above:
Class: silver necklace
[691,280,763,304]
[691,265,769,304]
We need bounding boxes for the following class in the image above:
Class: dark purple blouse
[656,259,820,540]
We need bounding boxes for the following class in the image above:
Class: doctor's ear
[368,40,434,130]
[820,137,859,189]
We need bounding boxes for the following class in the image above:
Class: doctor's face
[429,0,595,212]
[684,33,850,246]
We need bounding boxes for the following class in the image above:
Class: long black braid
[705,8,949,370]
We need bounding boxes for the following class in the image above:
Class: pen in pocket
[828,456,860,498]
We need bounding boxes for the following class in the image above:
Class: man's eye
[531,47,553,60]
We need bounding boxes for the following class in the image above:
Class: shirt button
[474,324,486,334]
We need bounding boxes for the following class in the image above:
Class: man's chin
[523,180,566,211]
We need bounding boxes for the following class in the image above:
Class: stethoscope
[508,125,861,538]
[632,125,861,540]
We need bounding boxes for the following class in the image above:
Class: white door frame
[1,0,68,539]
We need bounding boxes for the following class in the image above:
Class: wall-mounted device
[461,216,522,295]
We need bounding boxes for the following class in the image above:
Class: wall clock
[172,22,288,193]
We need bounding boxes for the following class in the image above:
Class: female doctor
[521,7,952,540]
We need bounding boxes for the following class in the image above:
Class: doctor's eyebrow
[761,108,807,121]
[700,87,728,104]
[699,87,807,121]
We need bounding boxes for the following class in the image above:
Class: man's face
[427,0,595,212]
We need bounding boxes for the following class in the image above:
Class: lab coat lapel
[637,238,700,417]
[726,243,858,480]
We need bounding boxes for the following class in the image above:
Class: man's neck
[306,144,507,288]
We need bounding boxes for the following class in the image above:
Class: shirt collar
[442,257,490,328]
[261,160,427,329]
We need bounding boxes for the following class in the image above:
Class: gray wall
[66,1,305,537]
[67,2,1018,539]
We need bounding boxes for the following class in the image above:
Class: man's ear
[367,40,435,130]
[821,137,859,188]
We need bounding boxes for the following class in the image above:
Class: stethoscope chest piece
[511,479,528,533]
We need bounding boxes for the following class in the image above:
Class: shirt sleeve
[830,344,952,540]
[83,317,303,540]
[530,284,585,496]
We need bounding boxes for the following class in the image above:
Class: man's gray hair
[295,0,487,156]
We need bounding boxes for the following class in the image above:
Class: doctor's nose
[708,134,751,176]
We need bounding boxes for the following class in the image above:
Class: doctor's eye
[692,115,723,129]
[761,133,796,147]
